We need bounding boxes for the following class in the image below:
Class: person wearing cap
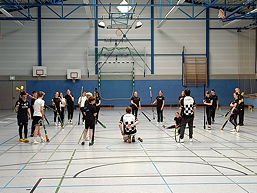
[15,91,31,143]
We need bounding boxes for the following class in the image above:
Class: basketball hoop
[116,27,123,37]
[218,9,226,19]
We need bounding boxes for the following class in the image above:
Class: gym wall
[0,2,255,108]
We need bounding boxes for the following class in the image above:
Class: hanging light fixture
[117,0,132,13]
[135,21,143,29]
[98,16,106,28]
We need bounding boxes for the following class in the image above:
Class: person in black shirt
[81,97,97,146]
[30,91,37,137]
[229,92,240,132]
[178,90,185,108]
[165,112,182,129]
[235,88,244,126]
[210,89,219,123]
[52,92,61,126]
[203,91,213,129]
[94,91,101,123]
[152,90,165,125]
[65,89,74,124]
[130,91,141,119]
[15,91,31,143]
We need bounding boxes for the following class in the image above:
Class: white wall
[0,1,255,78]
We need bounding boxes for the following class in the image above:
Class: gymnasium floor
[0,108,257,193]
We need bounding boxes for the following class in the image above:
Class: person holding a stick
[81,97,97,146]
[31,91,46,144]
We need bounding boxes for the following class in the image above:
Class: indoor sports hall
[0,1,257,193]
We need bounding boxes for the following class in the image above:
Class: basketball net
[72,78,76,83]
[116,27,123,37]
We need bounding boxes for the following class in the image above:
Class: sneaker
[236,125,240,132]
[70,120,73,124]
[239,123,244,126]
[23,138,29,143]
[127,138,132,143]
[54,122,58,126]
[89,141,94,146]
[81,141,85,145]
[189,138,193,142]
[30,134,34,137]
[207,125,211,130]
[32,140,39,144]
[138,137,143,142]
[230,129,236,132]
[132,135,135,143]
[40,137,45,143]
[58,122,61,126]
[19,139,24,142]
[180,138,184,143]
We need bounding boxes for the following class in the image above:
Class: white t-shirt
[78,96,87,108]
[33,98,45,117]
[60,97,66,107]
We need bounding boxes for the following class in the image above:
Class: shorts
[85,121,95,130]
[17,119,28,126]
[32,116,43,126]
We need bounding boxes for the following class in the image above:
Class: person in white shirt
[32,91,45,144]
[78,91,87,124]
[59,92,66,126]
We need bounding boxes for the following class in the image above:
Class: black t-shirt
[174,117,182,126]
[156,96,165,108]
[238,94,244,108]
[52,97,61,109]
[30,98,36,112]
[83,104,97,122]
[65,94,74,106]
[84,100,89,108]
[204,96,213,108]
[131,96,140,107]
[211,95,218,107]
[231,99,239,114]
[16,99,30,121]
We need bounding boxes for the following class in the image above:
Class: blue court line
[1,164,27,190]
[0,135,18,146]
[138,142,174,193]
[2,182,257,189]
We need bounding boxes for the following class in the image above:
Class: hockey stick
[45,104,64,128]
[96,119,106,128]
[42,120,50,142]
[149,87,155,120]
[142,111,151,122]
[78,86,84,125]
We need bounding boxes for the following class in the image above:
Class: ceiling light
[135,21,143,29]
[98,21,106,28]
[117,0,132,13]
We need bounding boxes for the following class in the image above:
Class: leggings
[60,107,65,123]
[18,119,28,139]
[132,107,138,118]
[157,108,163,122]
[96,106,100,121]
[206,107,212,125]
[54,109,61,123]
[229,113,238,129]
[67,105,74,120]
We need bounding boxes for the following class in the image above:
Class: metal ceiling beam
[0,7,23,26]
[157,0,186,28]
